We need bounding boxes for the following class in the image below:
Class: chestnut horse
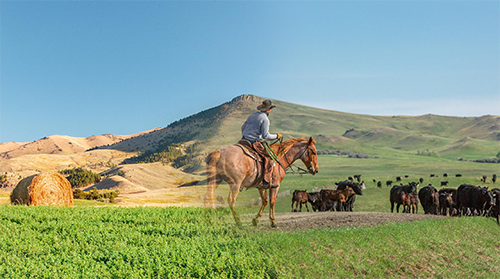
[205,137,319,227]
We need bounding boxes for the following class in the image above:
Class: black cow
[377,181,382,188]
[390,182,418,213]
[456,174,462,177]
[456,184,495,217]
[493,174,497,184]
[492,188,500,225]
[396,176,402,182]
[419,178,424,184]
[481,175,488,183]
[441,181,449,187]
[443,173,448,177]
[353,174,361,182]
[336,180,363,211]
[418,185,439,215]
[307,192,322,212]
[402,182,419,193]
[319,189,336,211]
[390,187,406,213]
[386,180,393,187]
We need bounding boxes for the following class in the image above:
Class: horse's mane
[271,137,315,158]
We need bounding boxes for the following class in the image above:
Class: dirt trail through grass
[257,211,447,231]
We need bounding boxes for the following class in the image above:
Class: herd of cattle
[291,180,364,213]
[390,183,499,223]
[291,176,500,225]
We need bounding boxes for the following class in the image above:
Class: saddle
[235,140,282,188]
[236,140,261,162]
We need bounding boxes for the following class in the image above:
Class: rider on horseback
[240,100,283,189]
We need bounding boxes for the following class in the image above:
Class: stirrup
[257,181,270,189]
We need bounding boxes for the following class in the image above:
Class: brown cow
[403,192,419,214]
[291,190,309,212]
[320,187,355,212]
[439,192,454,216]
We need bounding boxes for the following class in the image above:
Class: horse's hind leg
[252,188,268,226]
[205,174,222,208]
[228,190,241,226]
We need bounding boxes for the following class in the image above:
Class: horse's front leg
[269,186,279,228]
[228,190,241,226]
[252,188,268,226]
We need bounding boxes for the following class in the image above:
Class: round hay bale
[10,171,74,206]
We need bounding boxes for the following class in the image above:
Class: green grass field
[0,206,498,278]
[1,155,498,278]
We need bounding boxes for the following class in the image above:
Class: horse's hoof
[271,222,278,228]
[252,219,259,226]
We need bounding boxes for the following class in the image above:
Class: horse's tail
[205,150,221,208]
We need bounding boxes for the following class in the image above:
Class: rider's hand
[276,133,283,140]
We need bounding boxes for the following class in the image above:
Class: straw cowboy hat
[257,100,276,112]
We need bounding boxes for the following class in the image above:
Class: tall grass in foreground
[0,205,499,278]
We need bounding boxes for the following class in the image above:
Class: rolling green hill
[103,95,499,171]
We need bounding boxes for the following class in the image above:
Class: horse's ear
[308,137,315,145]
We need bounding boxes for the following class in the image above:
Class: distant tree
[0,173,11,188]
[73,187,119,203]
[60,168,101,188]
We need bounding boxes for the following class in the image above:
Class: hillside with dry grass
[0,94,498,206]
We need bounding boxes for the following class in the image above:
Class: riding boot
[270,163,282,188]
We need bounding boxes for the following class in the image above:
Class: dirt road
[254,211,447,231]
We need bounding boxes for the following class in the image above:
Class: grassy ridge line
[110,95,498,164]
[0,206,498,278]
[268,98,499,159]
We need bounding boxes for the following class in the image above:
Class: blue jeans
[241,137,257,145]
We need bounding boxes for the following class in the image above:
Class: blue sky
[1,1,499,143]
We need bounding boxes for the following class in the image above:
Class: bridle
[273,139,316,175]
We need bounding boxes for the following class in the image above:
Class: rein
[267,138,312,175]
[262,141,287,171]
[283,145,311,175]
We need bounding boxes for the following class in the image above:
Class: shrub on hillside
[59,168,101,188]
[416,149,437,157]
[73,187,119,203]
[0,173,12,188]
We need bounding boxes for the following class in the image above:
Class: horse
[205,137,319,227]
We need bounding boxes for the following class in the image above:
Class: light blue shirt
[241,112,277,142]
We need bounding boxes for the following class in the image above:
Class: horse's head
[299,137,319,175]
